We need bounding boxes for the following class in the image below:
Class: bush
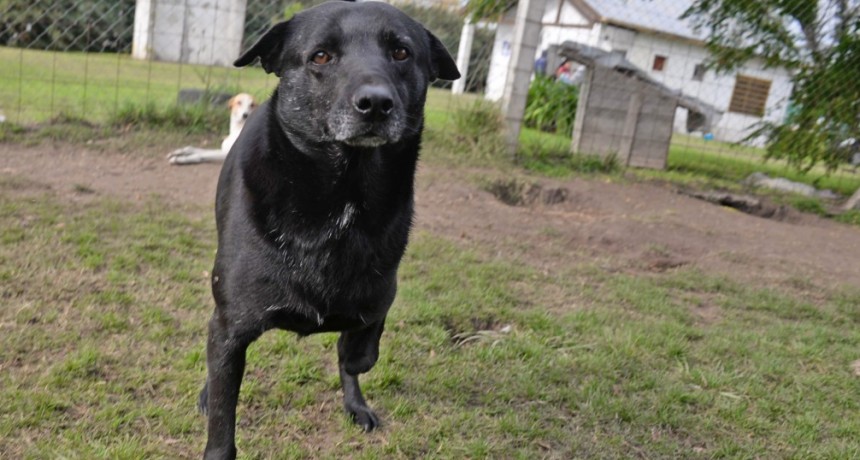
[442,100,506,159]
[524,75,579,136]
[1,0,135,52]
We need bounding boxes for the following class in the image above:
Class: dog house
[559,42,721,169]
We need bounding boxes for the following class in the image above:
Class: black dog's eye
[392,47,409,61]
[312,50,332,65]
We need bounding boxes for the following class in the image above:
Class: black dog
[198,2,459,458]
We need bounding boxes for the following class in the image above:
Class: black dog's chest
[241,198,406,333]
[211,97,417,336]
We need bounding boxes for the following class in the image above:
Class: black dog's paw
[198,384,209,415]
[346,403,380,432]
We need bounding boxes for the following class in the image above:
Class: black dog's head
[235,1,460,150]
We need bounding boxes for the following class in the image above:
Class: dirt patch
[0,135,221,216]
[3,137,860,292]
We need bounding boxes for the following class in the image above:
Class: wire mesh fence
[1,0,858,188]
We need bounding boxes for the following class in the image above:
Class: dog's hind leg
[202,313,259,460]
[337,320,385,431]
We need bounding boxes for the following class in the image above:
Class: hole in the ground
[484,179,568,206]
[680,190,788,219]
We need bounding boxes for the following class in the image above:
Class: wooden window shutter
[729,75,771,117]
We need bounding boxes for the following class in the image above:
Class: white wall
[483,0,795,145]
[620,31,793,143]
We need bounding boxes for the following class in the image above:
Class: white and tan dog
[167,93,257,165]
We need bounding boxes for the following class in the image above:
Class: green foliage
[0,0,315,54]
[751,30,860,173]
[683,0,816,71]
[524,75,579,136]
[683,0,860,173]
[0,0,136,52]
[283,2,305,20]
[465,0,517,21]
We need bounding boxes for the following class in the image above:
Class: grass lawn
[517,125,860,197]
[0,47,277,124]
[2,173,859,458]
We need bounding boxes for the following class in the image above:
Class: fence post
[501,0,545,158]
[452,19,474,95]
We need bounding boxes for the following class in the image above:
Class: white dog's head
[228,93,257,132]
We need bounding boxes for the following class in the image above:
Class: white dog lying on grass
[167,93,257,165]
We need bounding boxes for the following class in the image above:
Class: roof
[575,0,701,42]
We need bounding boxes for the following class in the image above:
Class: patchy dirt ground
[2,136,859,294]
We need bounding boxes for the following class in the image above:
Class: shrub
[524,75,579,136]
[444,100,506,159]
[111,102,225,134]
[1,0,135,52]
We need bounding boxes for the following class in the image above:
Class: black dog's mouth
[342,132,389,148]
[332,120,403,148]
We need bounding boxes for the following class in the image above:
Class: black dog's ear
[426,30,460,81]
[234,21,292,75]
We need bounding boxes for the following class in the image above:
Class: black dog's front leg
[337,320,385,431]
[201,314,257,460]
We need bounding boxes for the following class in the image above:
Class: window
[693,63,706,81]
[652,55,666,71]
[729,75,772,117]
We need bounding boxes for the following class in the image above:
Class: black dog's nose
[353,85,394,117]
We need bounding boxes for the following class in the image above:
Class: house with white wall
[484,0,794,144]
